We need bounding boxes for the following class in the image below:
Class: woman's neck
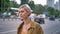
[23,17,31,25]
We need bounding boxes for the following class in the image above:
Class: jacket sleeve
[36,24,44,34]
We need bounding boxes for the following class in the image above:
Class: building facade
[47,0,54,7]
[54,2,59,10]
[59,0,60,10]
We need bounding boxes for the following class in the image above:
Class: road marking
[1,30,17,34]
[53,30,60,34]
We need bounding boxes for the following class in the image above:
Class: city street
[0,19,21,34]
[0,18,60,34]
[1,0,60,34]
[41,19,60,34]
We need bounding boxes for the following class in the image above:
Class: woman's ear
[28,12,31,16]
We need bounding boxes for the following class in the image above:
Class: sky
[16,0,58,6]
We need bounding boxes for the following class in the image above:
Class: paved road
[0,18,60,34]
[41,19,60,34]
[0,19,21,34]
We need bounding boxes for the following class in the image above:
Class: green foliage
[47,7,55,15]
[9,1,20,8]
[35,4,45,14]
[47,7,60,17]
[0,0,20,14]
[1,0,9,8]
[0,0,1,8]
[55,10,60,17]
[28,1,35,10]
[21,0,28,5]
[0,10,7,13]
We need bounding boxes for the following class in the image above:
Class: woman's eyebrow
[20,10,24,12]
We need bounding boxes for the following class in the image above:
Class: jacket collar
[28,20,35,30]
[19,20,35,30]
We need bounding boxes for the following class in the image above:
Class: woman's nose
[19,13,22,16]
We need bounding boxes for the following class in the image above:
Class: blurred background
[0,0,60,34]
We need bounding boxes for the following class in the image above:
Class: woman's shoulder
[32,21,41,27]
[33,21,39,25]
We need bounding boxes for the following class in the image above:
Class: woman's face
[18,8,30,20]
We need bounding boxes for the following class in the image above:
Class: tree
[0,0,10,13]
[47,7,59,17]
[0,0,1,10]
[47,7,55,16]
[55,10,60,18]
[35,4,45,14]
[9,1,20,15]
[28,1,35,13]
[9,1,20,8]
[1,0,10,10]
[21,0,28,5]
[28,1,35,10]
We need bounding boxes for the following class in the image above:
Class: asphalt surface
[0,19,21,34]
[0,18,60,34]
[41,19,60,34]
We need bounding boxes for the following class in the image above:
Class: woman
[17,4,44,34]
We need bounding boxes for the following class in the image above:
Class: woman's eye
[21,11,24,13]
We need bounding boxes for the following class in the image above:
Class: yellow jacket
[17,20,44,34]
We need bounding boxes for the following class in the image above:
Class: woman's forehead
[18,8,25,11]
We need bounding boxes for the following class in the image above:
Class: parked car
[0,13,3,18]
[49,16,55,21]
[58,18,60,21]
[34,14,45,24]
[34,17,45,24]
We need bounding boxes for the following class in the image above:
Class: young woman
[17,4,44,34]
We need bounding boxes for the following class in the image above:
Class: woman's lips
[20,16,22,17]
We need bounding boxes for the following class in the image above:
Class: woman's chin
[20,18,23,21]
[20,18,26,21]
